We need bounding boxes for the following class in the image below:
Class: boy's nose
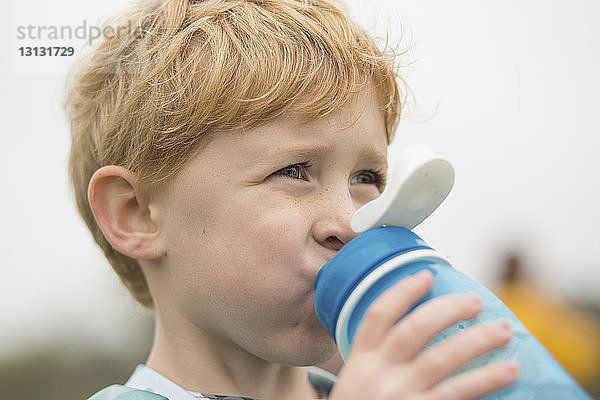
[314,222,358,251]
[312,197,360,252]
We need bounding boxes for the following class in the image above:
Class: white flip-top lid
[351,144,455,233]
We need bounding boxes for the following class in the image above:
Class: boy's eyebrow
[264,144,387,167]
[359,148,388,167]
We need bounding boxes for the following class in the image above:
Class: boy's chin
[273,332,339,367]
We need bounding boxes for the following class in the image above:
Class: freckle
[202,229,206,234]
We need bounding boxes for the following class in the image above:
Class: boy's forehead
[217,114,388,174]
[227,93,386,149]
[256,143,388,166]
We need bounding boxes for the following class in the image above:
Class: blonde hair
[64,0,403,308]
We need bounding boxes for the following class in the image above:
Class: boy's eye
[351,172,376,184]
[351,170,387,191]
[272,162,386,191]
[273,162,312,180]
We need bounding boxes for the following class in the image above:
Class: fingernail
[466,293,481,305]
[497,320,511,331]
[505,362,519,376]
[414,270,432,281]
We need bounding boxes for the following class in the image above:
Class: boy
[64,0,518,399]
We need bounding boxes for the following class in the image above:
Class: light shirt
[123,364,336,400]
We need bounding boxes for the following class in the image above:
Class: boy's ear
[87,166,165,260]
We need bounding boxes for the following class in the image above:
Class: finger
[422,361,519,400]
[381,293,483,362]
[351,270,434,353]
[414,320,513,387]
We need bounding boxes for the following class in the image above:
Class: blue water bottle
[314,145,593,400]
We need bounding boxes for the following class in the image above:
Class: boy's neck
[145,316,321,400]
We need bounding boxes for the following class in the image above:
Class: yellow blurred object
[496,279,600,385]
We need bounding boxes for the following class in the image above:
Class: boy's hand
[329,270,519,400]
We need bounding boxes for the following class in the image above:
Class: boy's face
[152,90,388,366]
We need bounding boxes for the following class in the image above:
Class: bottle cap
[314,226,431,339]
[351,144,455,232]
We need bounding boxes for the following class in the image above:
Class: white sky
[1,0,599,357]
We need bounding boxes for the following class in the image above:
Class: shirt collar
[126,364,202,400]
[125,364,337,400]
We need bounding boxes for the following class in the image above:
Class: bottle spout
[351,144,455,233]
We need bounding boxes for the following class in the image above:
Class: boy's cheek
[226,199,311,241]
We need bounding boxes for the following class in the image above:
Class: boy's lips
[323,248,340,263]
[311,256,336,281]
